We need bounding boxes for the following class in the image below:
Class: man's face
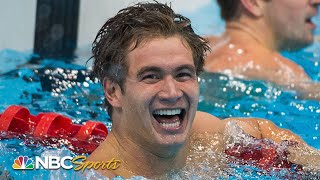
[114,36,199,154]
[264,0,319,50]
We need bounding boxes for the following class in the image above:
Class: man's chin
[150,115,192,148]
[154,133,188,147]
[283,40,312,51]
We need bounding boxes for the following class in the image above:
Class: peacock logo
[12,156,34,170]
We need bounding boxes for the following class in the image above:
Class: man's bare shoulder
[192,111,225,134]
[205,36,266,73]
[192,112,266,135]
[224,117,304,143]
[223,117,263,139]
[205,36,311,84]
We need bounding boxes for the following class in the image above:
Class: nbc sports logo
[11,155,121,171]
[12,156,34,170]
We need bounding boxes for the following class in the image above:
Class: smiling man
[88,2,320,178]
[205,0,320,100]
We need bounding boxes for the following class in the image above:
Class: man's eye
[143,74,159,80]
[177,72,191,77]
[141,74,160,83]
[176,72,194,81]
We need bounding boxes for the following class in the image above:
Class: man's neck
[224,20,278,52]
[93,131,188,178]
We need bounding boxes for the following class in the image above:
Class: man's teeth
[160,121,180,128]
[153,109,181,115]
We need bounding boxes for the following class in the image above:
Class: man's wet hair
[217,0,242,21]
[91,2,210,117]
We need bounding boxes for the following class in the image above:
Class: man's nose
[158,77,183,103]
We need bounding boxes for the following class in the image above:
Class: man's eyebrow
[137,66,162,77]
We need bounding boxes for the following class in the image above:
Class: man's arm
[226,117,304,143]
[194,111,320,170]
[194,112,302,143]
[286,144,320,171]
[225,117,320,171]
[256,117,320,171]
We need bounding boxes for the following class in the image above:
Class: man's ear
[240,0,265,17]
[103,78,122,108]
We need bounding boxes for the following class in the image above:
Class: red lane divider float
[225,139,303,172]
[0,105,108,154]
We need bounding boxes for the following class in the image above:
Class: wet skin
[205,0,320,99]
[88,36,311,178]
[263,0,319,50]
[89,36,200,177]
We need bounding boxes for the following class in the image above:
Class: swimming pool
[1,2,320,179]
[0,44,319,179]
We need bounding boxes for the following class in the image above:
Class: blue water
[199,72,320,147]
[0,50,111,126]
[0,49,112,179]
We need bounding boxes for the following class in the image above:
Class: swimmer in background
[205,0,320,100]
[88,2,320,178]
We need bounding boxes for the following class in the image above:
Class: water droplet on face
[229,43,235,49]
[237,49,243,55]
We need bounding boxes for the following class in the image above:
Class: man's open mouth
[306,18,313,23]
[305,16,317,30]
[152,109,185,130]
[306,17,316,27]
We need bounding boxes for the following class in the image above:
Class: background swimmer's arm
[295,82,320,101]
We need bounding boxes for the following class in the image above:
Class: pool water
[198,71,320,149]
[0,46,319,179]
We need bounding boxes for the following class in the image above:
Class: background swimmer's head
[217,0,319,51]
[91,2,210,117]
[262,0,320,51]
[217,0,243,22]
